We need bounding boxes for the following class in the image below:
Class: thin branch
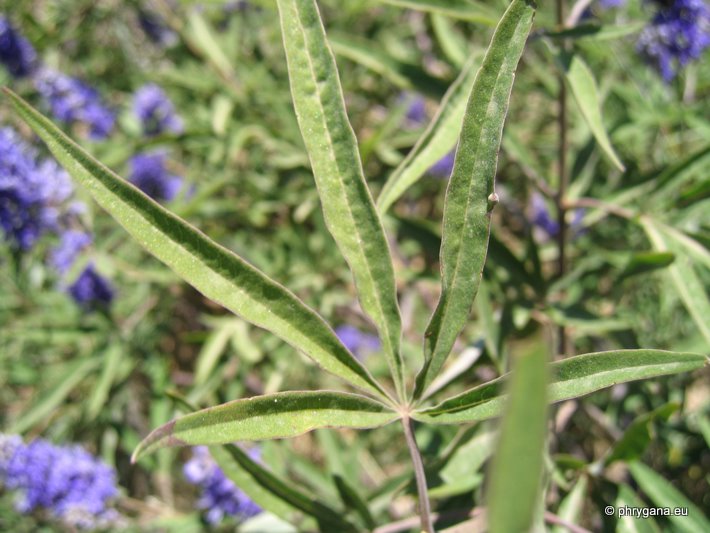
[555,0,571,356]
[401,416,434,533]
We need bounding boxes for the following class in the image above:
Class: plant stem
[555,0,571,356]
[402,416,434,533]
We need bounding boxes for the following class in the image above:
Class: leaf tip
[131,419,186,463]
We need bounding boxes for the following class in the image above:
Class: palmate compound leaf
[276,0,405,399]
[413,0,536,400]
[413,350,708,424]
[3,88,390,403]
[131,391,399,462]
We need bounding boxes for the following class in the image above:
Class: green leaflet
[375,0,500,25]
[629,461,710,533]
[3,89,388,402]
[413,350,708,425]
[488,338,548,533]
[276,0,405,399]
[132,391,399,461]
[211,445,358,532]
[615,484,661,533]
[642,218,710,345]
[413,0,535,399]
[377,53,481,214]
[560,53,625,172]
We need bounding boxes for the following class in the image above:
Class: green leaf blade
[642,219,710,345]
[414,0,536,399]
[276,0,405,398]
[414,350,707,425]
[212,445,358,532]
[132,391,399,462]
[488,338,549,533]
[562,54,625,171]
[3,88,387,401]
[628,461,710,533]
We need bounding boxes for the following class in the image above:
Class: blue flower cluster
[130,152,183,202]
[335,325,381,359]
[0,16,115,138]
[428,151,456,179]
[638,0,710,80]
[137,10,177,47]
[184,446,261,525]
[0,434,120,530]
[133,83,183,137]
[529,192,585,240]
[0,127,73,250]
[34,68,115,140]
[0,16,37,77]
[0,127,114,308]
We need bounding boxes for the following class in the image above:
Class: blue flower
[0,434,120,530]
[335,325,381,359]
[129,152,183,202]
[133,84,183,136]
[184,447,261,525]
[0,16,37,78]
[67,263,114,310]
[138,11,177,47]
[34,68,115,139]
[637,0,710,81]
[529,192,586,240]
[50,230,92,274]
[428,151,455,178]
[0,127,73,250]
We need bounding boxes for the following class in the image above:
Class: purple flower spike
[335,325,381,359]
[34,68,115,139]
[0,128,73,250]
[0,434,120,530]
[428,151,455,179]
[133,84,183,136]
[0,16,37,78]
[637,0,710,81]
[138,11,177,47]
[129,152,183,202]
[530,192,560,238]
[68,263,114,310]
[184,447,261,524]
[51,230,92,274]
